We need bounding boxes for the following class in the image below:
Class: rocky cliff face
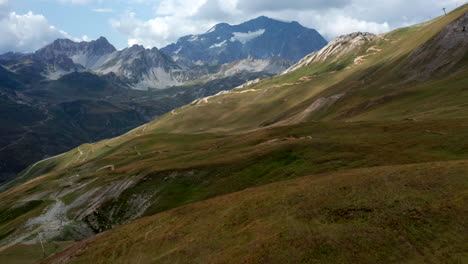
[95,45,184,90]
[403,12,468,79]
[284,32,376,74]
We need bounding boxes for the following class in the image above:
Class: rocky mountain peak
[161,16,328,65]
[207,23,230,33]
[128,44,146,52]
[35,37,117,60]
[335,32,376,43]
[86,36,117,55]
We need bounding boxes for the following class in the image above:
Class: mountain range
[1,16,325,90]
[0,16,326,182]
[0,5,467,263]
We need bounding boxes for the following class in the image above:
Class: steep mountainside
[146,10,468,133]
[95,45,184,90]
[161,16,328,65]
[47,160,468,264]
[0,68,267,183]
[0,5,467,264]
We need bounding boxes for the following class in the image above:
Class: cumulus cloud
[110,10,213,48]
[0,0,76,53]
[313,15,390,38]
[110,0,400,48]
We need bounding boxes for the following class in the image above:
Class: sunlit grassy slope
[0,5,467,264]
[47,160,468,264]
[1,119,467,257]
[141,5,468,133]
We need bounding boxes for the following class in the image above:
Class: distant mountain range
[0,16,326,90]
[0,16,327,182]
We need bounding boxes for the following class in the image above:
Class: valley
[0,16,322,182]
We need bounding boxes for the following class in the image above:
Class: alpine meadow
[0,1,467,264]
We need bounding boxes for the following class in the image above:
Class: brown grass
[46,160,468,264]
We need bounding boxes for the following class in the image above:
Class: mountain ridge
[0,16,322,90]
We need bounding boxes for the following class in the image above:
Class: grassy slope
[1,119,467,246]
[0,242,72,264]
[0,5,467,263]
[139,5,468,133]
[47,160,468,264]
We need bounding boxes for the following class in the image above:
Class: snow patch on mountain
[188,35,199,42]
[231,29,266,44]
[210,40,227,49]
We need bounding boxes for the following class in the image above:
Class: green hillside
[0,4,467,264]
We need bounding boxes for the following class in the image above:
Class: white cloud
[314,15,390,39]
[0,0,10,19]
[110,0,399,48]
[110,9,214,48]
[0,11,73,53]
[92,8,113,13]
[15,0,459,51]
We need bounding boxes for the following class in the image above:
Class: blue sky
[0,0,465,53]
[12,0,156,49]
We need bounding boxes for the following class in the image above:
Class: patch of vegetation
[0,200,43,225]
[60,191,80,206]
[0,241,73,264]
